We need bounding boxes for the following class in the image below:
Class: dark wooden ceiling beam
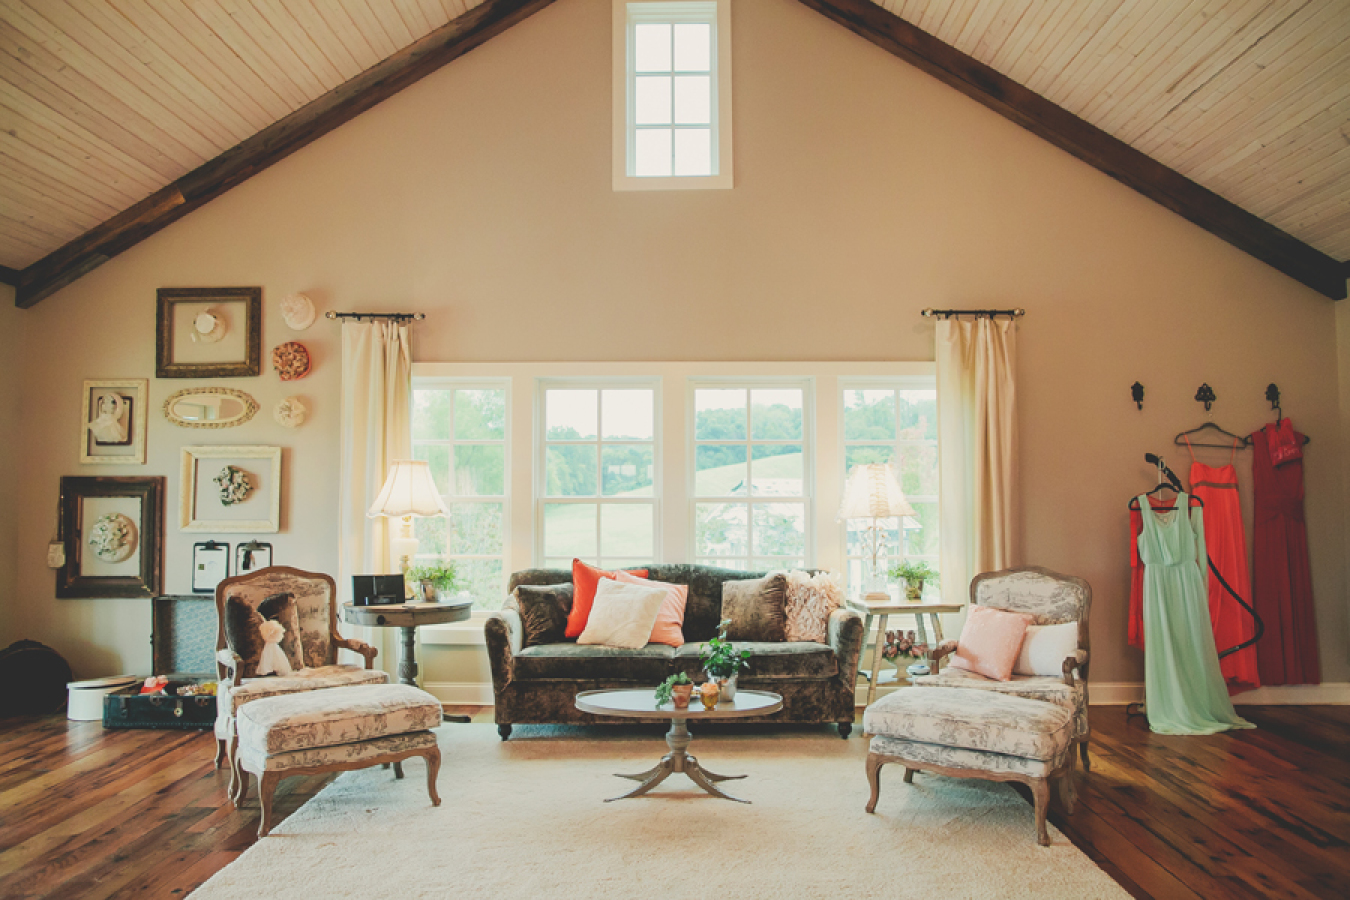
[796,0,1346,301]
[13,0,558,308]
[0,265,18,287]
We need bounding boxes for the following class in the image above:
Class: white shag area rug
[191,724,1128,900]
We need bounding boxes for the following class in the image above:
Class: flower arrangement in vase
[888,560,938,603]
[404,559,458,603]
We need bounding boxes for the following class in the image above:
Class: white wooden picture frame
[180,445,282,533]
[80,379,148,465]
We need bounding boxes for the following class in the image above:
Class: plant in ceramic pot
[699,618,751,700]
[404,560,457,604]
[655,672,693,709]
[888,560,937,603]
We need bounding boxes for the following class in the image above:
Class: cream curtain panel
[337,322,412,662]
[936,317,1019,604]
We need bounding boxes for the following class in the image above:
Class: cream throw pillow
[784,570,844,642]
[1013,622,1080,677]
[576,579,668,649]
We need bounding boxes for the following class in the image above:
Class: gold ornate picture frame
[156,287,262,378]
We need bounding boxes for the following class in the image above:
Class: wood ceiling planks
[0,0,1345,297]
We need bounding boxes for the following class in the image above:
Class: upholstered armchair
[913,566,1092,769]
[213,566,387,781]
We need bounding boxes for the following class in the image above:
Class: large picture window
[540,384,659,569]
[411,382,509,610]
[692,383,810,570]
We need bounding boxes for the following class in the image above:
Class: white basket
[67,676,139,721]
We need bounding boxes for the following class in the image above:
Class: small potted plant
[889,560,938,603]
[655,672,693,709]
[699,618,751,700]
[404,559,457,604]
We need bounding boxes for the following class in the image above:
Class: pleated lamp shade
[837,463,915,521]
[367,460,448,518]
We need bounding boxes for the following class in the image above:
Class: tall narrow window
[614,0,732,190]
[841,384,939,598]
[411,383,509,611]
[692,384,810,570]
[540,385,659,569]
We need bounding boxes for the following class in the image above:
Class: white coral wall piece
[274,397,307,428]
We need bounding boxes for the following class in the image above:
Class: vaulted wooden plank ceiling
[0,0,1346,302]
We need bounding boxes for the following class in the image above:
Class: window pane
[601,505,654,558]
[413,444,451,495]
[634,128,672,177]
[673,128,712,176]
[846,517,899,560]
[673,23,711,71]
[895,443,939,496]
[412,390,451,440]
[455,445,504,496]
[544,503,596,558]
[694,388,746,440]
[601,389,654,440]
[634,23,671,72]
[844,389,896,441]
[695,502,748,557]
[695,444,746,496]
[750,444,802,496]
[753,503,805,557]
[602,445,653,496]
[899,390,938,441]
[546,389,597,440]
[904,502,939,557]
[753,559,803,572]
[845,445,893,472]
[454,389,505,440]
[673,76,710,124]
[697,557,750,571]
[414,514,448,556]
[458,558,505,611]
[546,445,597,496]
[635,75,672,125]
[450,503,503,555]
[751,388,803,440]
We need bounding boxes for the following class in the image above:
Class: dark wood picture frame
[57,476,165,598]
[156,287,262,378]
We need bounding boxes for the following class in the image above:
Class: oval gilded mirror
[163,387,259,429]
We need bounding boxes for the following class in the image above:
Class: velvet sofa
[484,564,864,739]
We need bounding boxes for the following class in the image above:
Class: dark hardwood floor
[0,705,1346,899]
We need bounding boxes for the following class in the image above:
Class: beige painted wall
[0,286,20,648]
[9,0,1347,687]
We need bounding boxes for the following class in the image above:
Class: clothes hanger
[1174,421,1247,449]
[1128,454,1203,510]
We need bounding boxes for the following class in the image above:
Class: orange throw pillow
[615,570,688,647]
[949,605,1034,682]
[565,559,649,639]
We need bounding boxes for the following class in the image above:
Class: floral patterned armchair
[213,566,387,784]
[914,566,1093,770]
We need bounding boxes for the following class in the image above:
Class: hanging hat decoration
[280,293,317,331]
[272,342,311,381]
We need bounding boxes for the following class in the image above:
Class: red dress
[1250,422,1320,684]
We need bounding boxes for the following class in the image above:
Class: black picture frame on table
[57,476,165,599]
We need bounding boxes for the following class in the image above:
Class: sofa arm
[928,640,958,674]
[1062,648,1089,687]
[334,633,379,669]
[216,648,243,687]
[828,607,865,687]
[485,611,521,688]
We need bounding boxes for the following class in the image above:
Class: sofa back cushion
[645,564,771,642]
[514,583,574,648]
[721,573,789,642]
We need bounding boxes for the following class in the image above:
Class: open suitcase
[103,595,218,730]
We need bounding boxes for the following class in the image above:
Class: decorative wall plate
[274,396,307,428]
[272,342,311,381]
[89,512,138,563]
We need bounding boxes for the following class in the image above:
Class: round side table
[342,600,473,722]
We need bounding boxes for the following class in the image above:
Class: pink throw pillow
[949,605,1034,681]
[614,570,687,647]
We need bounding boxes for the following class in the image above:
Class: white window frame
[612,0,733,191]
[536,379,663,569]
[409,377,512,622]
[688,378,814,570]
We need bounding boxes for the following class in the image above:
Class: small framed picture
[80,379,148,465]
[156,287,262,378]
[180,445,282,533]
[191,541,230,594]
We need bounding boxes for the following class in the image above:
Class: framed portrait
[180,445,281,533]
[80,379,148,464]
[156,287,262,378]
[56,476,165,598]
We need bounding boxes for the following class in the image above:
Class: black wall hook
[1131,382,1145,410]
[1266,383,1282,423]
[1195,383,1216,412]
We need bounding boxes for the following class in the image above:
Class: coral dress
[1184,438,1259,694]
[1250,422,1321,685]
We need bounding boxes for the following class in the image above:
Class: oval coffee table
[575,688,783,804]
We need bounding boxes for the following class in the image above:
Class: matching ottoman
[862,687,1075,846]
[233,683,444,837]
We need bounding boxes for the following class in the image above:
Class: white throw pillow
[576,579,668,650]
[1013,622,1080,677]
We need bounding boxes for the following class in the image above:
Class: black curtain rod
[921,308,1026,319]
[325,311,426,323]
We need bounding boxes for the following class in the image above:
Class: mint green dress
[1137,494,1254,735]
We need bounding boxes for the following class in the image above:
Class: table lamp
[837,463,915,601]
[367,459,448,600]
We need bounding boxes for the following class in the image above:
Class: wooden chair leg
[1079,739,1091,771]
[423,746,442,807]
[234,768,250,807]
[213,738,226,769]
[258,772,279,838]
[392,761,404,779]
[903,767,916,784]
[864,752,885,813]
[1031,777,1051,847]
[1057,754,1078,815]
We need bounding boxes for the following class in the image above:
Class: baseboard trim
[422,681,493,706]
[1091,682,1350,706]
